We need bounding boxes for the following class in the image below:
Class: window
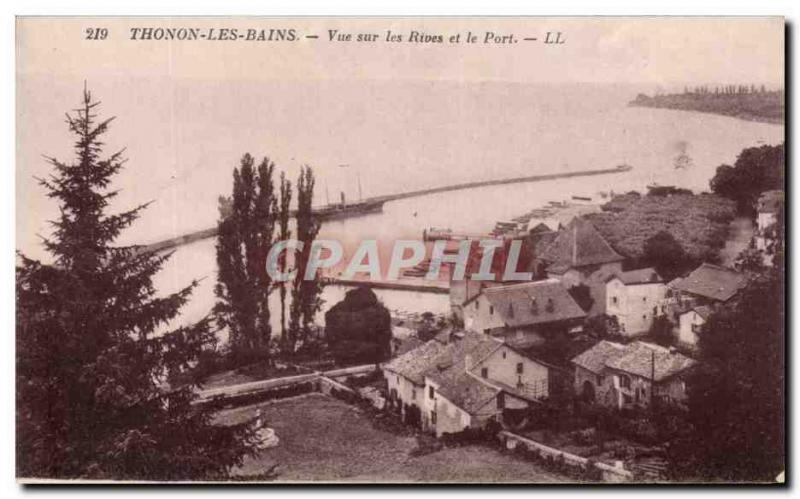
[429,386,434,399]
[623,393,633,404]
[481,367,488,379]
[691,324,701,333]
[612,296,618,305]
[516,362,524,374]
[489,305,494,315]
[475,301,479,310]
[497,394,505,409]
[502,351,506,359]
[431,411,437,425]
[619,375,631,389]
[642,296,647,302]
[597,375,604,385]
[412,389,416,400]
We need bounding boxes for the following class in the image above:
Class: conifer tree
[16,87,257,480]
[214,154,277,362]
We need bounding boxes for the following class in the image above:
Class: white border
[4,1,797,498]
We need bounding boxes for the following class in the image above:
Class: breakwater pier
[140,164,632,254]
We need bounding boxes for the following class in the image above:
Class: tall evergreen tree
[276,172,292,349]
[16,88,257,479]
[288,166,323,351]
[214,154,277,362]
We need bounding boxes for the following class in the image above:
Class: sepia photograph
[14,16,785,484]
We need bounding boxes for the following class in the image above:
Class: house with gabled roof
[538,217,626,316]
[605,267,668,336]
[572,340,696,409]
[462,279,586,349]
[676,305,712,349]
[668,262,747,305]
[383,330,554,437]
[663,263,747,344]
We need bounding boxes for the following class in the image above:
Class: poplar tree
[276,172,292,349]
[16,87,257,480]
[288,166,323,351]
[214,154,277,363]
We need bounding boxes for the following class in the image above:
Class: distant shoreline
[629,91,784,125]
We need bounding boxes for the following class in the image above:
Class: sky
[17,17,784,86]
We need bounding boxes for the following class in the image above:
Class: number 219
[85,28,108,40]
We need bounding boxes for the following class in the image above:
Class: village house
[461,279,586,349]
[665,263,747,348]
[605,268,668,337]
[676,305,712,349]
[382,330,554,437]
[572,340,696,409]
[754,189,784,266]
[538,217,626,316]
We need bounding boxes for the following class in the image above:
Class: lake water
[68,82,783,338]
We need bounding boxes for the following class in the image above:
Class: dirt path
[719,217,754,268]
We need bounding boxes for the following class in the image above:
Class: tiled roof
[574,341,696,382]
[691,305,713,321]
[667,277,684,290]
[483,279,586,328]
[572,340,627,374]
[540,217,624,269]
[383,338,449,385]
[394,336,425,357]
[609,267,663,286]
[605,342,696,382]
[758,190,784,214]
[673,263,747,302]
[424,331,503,414]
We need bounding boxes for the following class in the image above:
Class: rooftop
[424,333,503,414]
[483,279,586,328]
[571,340,627,374]
[383,337,449,386]
[540,217,624,271]
[573,340,696,382]
[608,267,663,286]
[672,263,747,302]
[690,305,713,321]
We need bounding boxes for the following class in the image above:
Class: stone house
[461,279,586,349]
[605,268,668,337]
[665,263,747,347]
[676,305,712,349]
[572,340,696,409]
[383,330,554,437]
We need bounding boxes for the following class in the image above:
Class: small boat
[424,227,453,241]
